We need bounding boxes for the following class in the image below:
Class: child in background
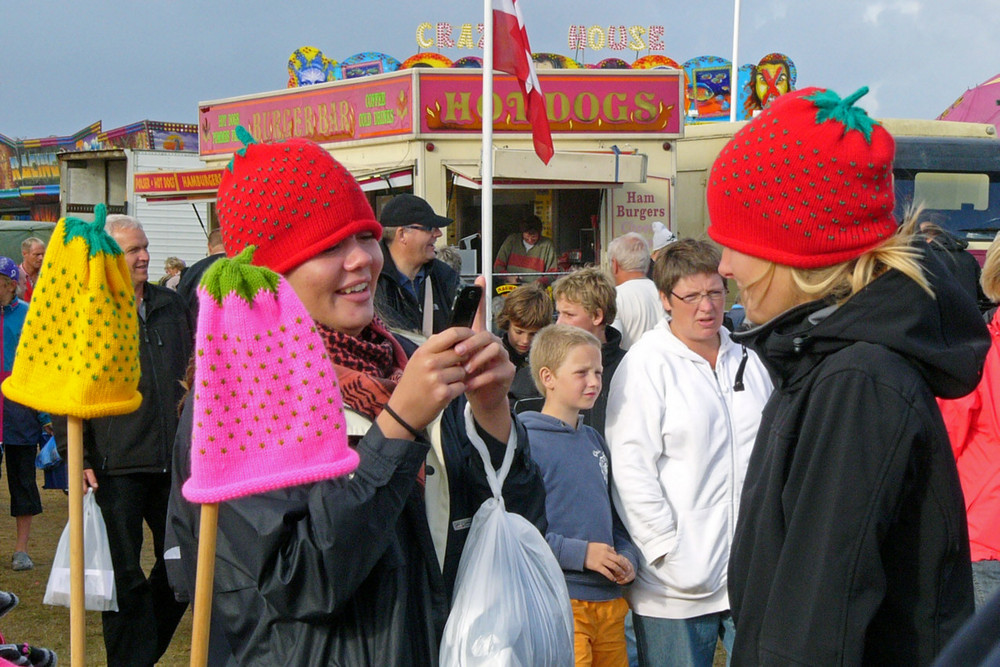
[552,267,626,436]
[520,324,638,666]
[496,282,553,410]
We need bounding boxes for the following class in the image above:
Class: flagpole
[730,0,741,122]
[482,0,495,326]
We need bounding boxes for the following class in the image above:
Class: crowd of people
[0,84,998,666]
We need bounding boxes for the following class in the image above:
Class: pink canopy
[938,72,1000,131]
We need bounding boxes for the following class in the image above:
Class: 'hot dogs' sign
[419,70,682,135]
[198,69,682,156]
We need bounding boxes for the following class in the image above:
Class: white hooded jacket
[605,319,772,619]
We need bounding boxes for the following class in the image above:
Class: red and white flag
[492,0,553,164]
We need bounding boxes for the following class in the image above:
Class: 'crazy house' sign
[416,23,666,53]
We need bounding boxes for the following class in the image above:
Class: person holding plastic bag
[165,130,546,665]
[518,324,638,665]
[442,402,575,666]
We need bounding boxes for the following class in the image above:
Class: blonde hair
[552,266,617,325]
[528,324,601,395]
[790,208,931,302]
[21,237,44,254]
[741,207,933,312]
[980,234,1000,303]
[164,256,186,273]
[496,282,553,331]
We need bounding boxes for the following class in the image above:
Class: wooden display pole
[190,504,219,667]
[67,416,86,667]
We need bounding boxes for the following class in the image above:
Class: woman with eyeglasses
[604,238,773,666]
[708,87,989,665]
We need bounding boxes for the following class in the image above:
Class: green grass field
[0,468,193,666]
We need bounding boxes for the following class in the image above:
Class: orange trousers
[571,597,630,666]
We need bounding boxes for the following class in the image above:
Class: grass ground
[2,469,728,666]
[0,468,192,666]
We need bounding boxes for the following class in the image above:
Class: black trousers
[94,471,188,666]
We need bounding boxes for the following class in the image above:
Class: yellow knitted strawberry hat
[1,204,142,418]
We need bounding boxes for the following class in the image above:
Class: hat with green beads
[181,246,356,503]
[706,86,897,268]
[1,204,141,418]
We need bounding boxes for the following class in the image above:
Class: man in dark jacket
[62,215,192,666]
[375,194,459,336]
[175,227,226,330]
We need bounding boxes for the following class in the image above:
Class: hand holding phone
[448,285,483,329]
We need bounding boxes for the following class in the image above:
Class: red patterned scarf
[316,316,408,421]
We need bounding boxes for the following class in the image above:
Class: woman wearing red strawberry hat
[165,130,546,665]
[706,87,990,665]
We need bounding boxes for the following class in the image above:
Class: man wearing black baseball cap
[375,194,460,337]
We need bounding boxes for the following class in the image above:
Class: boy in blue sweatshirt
[521,323,639,666]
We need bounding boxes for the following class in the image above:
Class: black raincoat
[728,246,990,666]
[165,356,545,665]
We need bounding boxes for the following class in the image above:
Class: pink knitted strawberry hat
[182,246,357,504]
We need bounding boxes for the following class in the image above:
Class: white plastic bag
[440,405,574,666]
[44,488,118,612]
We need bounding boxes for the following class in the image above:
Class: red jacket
[939,309,1000,562]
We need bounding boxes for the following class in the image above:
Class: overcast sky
[1,0,997,139]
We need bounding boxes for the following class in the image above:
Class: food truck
[58,122,212,281]
[183,67,684,277]
[132,66,1000,282]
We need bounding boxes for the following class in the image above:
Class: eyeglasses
[405,224,436,232]
[670,289,727,306]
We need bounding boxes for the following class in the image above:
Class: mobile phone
[449,285,483,328]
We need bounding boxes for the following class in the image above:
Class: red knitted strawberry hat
[707,87,897,269]
[216,127,381,274]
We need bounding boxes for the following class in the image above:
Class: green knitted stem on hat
[200,245,280,306]
[62,203,124,258]
[805,86,880,143]
[225,126,259,172]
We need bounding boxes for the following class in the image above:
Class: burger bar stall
[190,67,683,283]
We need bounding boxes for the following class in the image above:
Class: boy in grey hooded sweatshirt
[520,323,638,665]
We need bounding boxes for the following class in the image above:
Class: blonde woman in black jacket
[706,86,990,665]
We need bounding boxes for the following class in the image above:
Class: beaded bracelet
[383,404,423,439]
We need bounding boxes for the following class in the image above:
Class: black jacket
[375,243,460,335]
[728,247,990,666]
[592,326,626,437]
[504,333,540,413]
[56,282,191,474]
[925,232,987,310]
[175,252,224,332]
[166,335,546,666]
